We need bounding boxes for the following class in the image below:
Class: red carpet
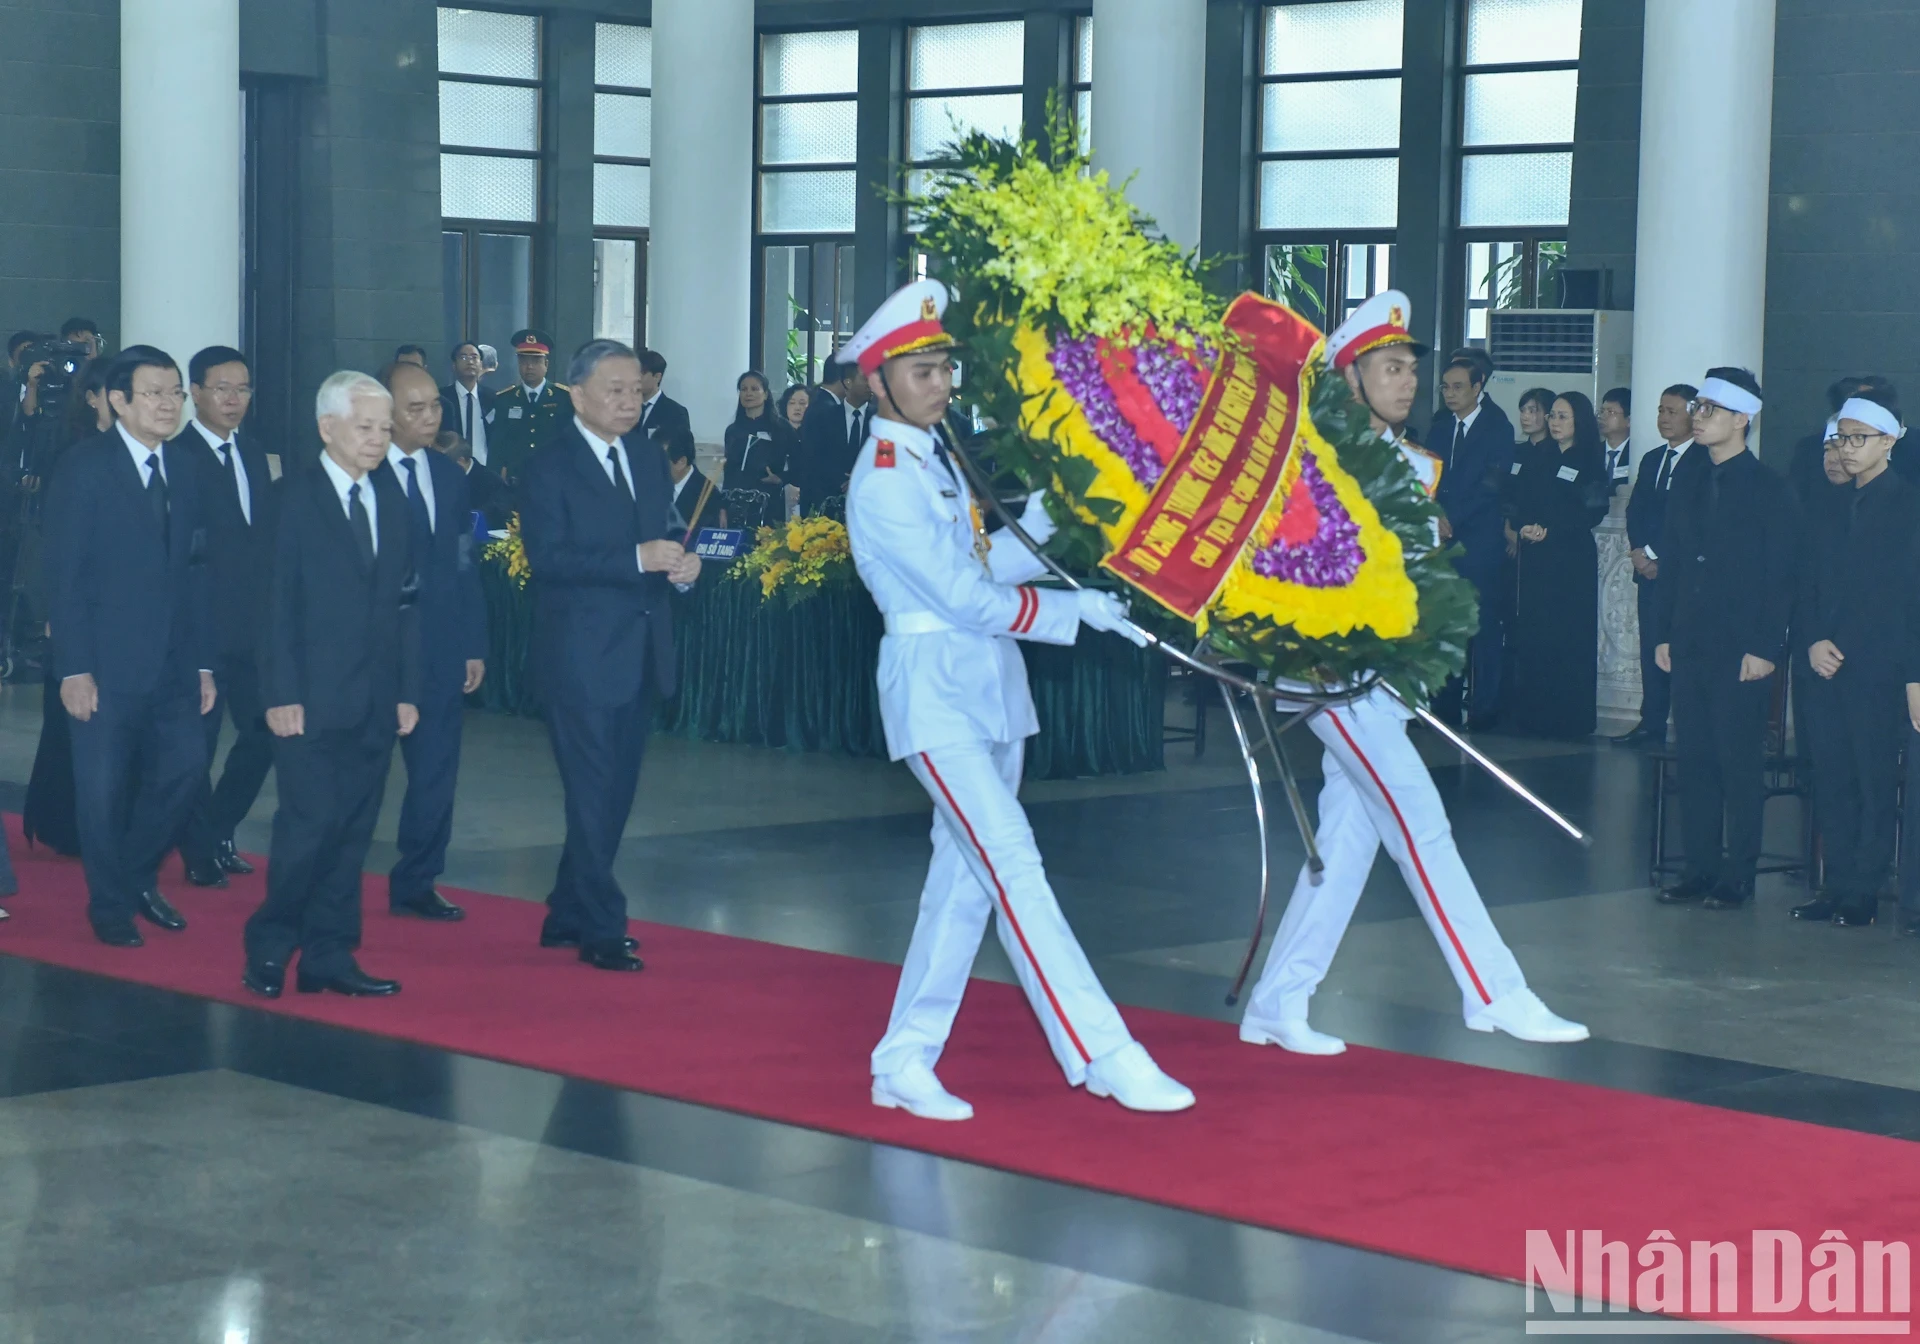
[1,817,1916,1340]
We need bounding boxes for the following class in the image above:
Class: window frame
[592,23,652,233]
[904,19,1027,175]
[437,5,544,229]
[1454,2,1580,232]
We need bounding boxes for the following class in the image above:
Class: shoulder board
[874,440,896,469]
[550,382,568,391]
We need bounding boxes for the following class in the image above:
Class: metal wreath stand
[939,427,1593,1006]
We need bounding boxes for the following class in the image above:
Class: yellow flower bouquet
[483,513,529,589]
[731,515,855,607]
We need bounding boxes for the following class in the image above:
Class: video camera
[23,339,90,419]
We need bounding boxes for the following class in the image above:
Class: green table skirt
[477,566,1166,780]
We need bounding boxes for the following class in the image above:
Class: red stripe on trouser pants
[1324,710,1493,1005]
[918,752,1093,1063]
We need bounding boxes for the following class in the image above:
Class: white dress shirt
[387,444,437,531]
[454,380,489,465]
[117,422,169,485]
[190,418,251,524]
[576,416,636,498]
[522,380,547,403]
[319,452,377,555]
[1640,439,1692,561]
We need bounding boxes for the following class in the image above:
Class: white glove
[1076,590,1150,647]
[1018,489,1056,547]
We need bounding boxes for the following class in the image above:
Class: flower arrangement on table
[731,515,855,606]
[909,121,1475,700]
[482,513,529,589]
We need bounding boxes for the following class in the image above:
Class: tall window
[1073,16,1093,154]
[756,30,859,388]
[594,23,651,348]
[1458,0,1580,340]
[438,7,541,356]
[907,20,1025,184]
[1256,1,1404,327]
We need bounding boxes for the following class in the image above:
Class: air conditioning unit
[1483,309,1634,425]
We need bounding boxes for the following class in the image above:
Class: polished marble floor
[0,679,1892,1342]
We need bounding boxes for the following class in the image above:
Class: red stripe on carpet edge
[0,813,1914,1342]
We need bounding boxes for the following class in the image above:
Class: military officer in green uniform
[488,328,569,484]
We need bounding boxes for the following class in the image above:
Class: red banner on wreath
[1101,294,1323,620]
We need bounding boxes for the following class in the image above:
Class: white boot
[1467,987,1589,1043]
[1239,1018,1347,1055]
[1084,1042,1196,1113]
[872,1062,974,1121]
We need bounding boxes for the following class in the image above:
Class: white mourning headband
[1697,377,1761,417]
[1837,396,1905,440]
[1823,416,1839,442]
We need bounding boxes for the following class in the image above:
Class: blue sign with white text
[694,527,747,561]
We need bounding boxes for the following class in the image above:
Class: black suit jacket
[388,450,487,694]
[520,422,677,706]
[44,429,211,698]
[440,382,497,447]
[461,456,516,527]
[261,464,421,732]
[667,464,717,535]
[1652,448,1799,663]
[795,389,863,511]
[1429,397,1515,577]
[1623,441,1699,584]
[636,393,691,450]
[172,424,278,659]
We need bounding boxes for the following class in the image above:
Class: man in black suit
[440,341,497,474]
[382,360,487,922]
[173,346,279,886]
[794,357,871,513]
[633,347,692,453]
[243,371,420,998]
[1429,356,1515,729]
[44,346,216,947]
[1615,382,1698,746]
[663,426,724,533]
[1652,368,1798,911]
[432,429,514,528]
[520,340,700,972]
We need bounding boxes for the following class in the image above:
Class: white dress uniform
[841,279,1194,1119]
[1240,292,1587,1053]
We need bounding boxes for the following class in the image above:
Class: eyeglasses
[1830,432,1890,450]
[202,383,252,398]
[1689,401,1726,418]
[130,388,187,405]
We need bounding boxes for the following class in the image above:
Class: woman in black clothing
[21,363,112,859]
[1509,390,1610,738]
[723,371,791,530]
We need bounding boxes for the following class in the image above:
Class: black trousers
[1670,651,1773,887]
[244,714,393,975]
[1805,671,1904,903]
[544,687,649,947]
[389,681,465,905]
[178,652,275,865]
[1635,582,1671,733]
[68,679,206,925]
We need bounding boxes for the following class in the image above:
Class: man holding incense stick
[844,278,1195,1122]
[1238,291,1590,1055]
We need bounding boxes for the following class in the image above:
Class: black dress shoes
[390,890,465,922]
[134,888,188,931]
[1657,873,1715,904]
[1611,724,1659,747]
[539,921,637,952]
[91,920,144,948]
[242,960,287,999]
[579,941,645,972]
[1701,882,1753,910]
[1832,903,1879,928]
[183,857,229,889]
[296,962,401,996]
[1792,894,1843,922]
[216,841,255,876]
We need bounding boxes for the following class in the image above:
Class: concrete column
[1629,0,1775,446]
[650,0,754,444]
[122,0,242,365]
[1090,0,1206,250]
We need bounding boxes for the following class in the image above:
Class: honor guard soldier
[489,329,568,484]
[1239,291,1590,1056]
[844,279,1195,1122]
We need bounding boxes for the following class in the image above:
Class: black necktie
[348,481,374,569]
[1450,418,1465,473]
[848,408,864,456]
[401,456,431,543]
[607,445,632,499]
[145,452,169,539]
[463,391,474,443]
[1655,450,1674,493]
[221,442,246,520]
